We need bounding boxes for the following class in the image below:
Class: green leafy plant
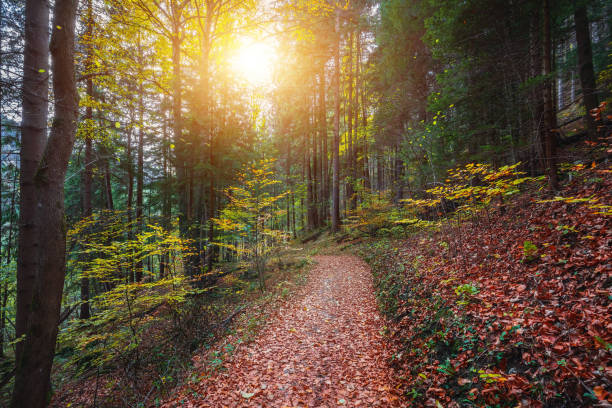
[454,283,479,306]
[214,159,289,291]
[522,240,538,262]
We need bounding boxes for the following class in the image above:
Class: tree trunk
[393,144,404,203]
[346,31,354,212]
[318,63,328,224]
[529,7,544,176]
[97,93,114,210]
[160,102,170,278]
[14,0,49,374]
[376,149,383,192]
[80,0,94,319]
[312,91,320,228]
[332,11,341,233]
[574,5,599,137]
[126,121,134,282]
[12,0,79,405]
[542,0,559,191]
[171,31,190,272]
[135,74,144,282]
[306,120,316,230]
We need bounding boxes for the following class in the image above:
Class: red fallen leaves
[365,163,611,406]
[161,256,402,407]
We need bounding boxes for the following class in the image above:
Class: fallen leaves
[360,163,612,406]
[161,256,402,407]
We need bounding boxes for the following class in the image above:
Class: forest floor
[352,158,611,407]
[161,255,402,408]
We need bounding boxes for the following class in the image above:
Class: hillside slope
[356,163,611,407]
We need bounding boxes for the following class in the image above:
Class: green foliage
[403,162,543,223]
[214,159,288,290]
[345,190,401,236]
[522,240,538,262]
[59,211,196,373]
[454,283,479,306]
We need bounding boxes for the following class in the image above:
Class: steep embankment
[357,163,611,407]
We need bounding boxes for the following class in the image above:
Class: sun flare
[230,41,276,85]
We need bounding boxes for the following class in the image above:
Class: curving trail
[164,255,401,408]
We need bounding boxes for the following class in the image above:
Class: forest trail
[164,255,401,407]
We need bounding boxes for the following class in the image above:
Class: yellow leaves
[478,370,507,383]
[537,195,611,216]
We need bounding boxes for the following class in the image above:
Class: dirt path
[163,255,401,407]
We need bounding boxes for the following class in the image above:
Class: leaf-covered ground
[358,163,611,407]
[162,255,401,407]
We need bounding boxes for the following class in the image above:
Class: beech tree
[12,0,79,405]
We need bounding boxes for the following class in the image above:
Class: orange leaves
[360,160,612,406]
[160,255,402,407]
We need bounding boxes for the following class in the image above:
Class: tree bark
[14,0,49,375]
[346,31,354,212]
[160,101,170,278]
[529,7,543,176]
[359,37,371,190]
[12,0,79,405]
[318,63,328,224]
[306,105,316,230]
[332,11,341,233]
[312,89,320,228]
[126,120,134,282]
[135,81,144,282]
[541,0,559,191]
[80,0,94,319]
[574,5,598,137]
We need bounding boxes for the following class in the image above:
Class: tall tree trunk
[206,100,216,273]
[103,150,114,209]
[542,0,559,190]
[197,4,215,282]
[12,0,79,405]
[135,81,144,281]
[126,122,134,282]
[332,11,341,233]
[360,34,371,190]
[346,31,354,212]
[97,93,114,210]
[285,133,291,234]
[354,30,365,195]
[574,5,599,137]
[312,91,320,228]
[14,0,50,351]
[393,143,404,203]
[171,30,189,269]
[13,0,49,398]
[318,63,328,224]
[376,149,383,192]
[529,7,544,175]
[80,0,94,319]
[306,112,316,230]
[160,102,170,278]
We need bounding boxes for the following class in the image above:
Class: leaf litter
[162,255,401,407]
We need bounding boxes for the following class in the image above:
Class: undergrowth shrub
[56,210,217,402]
